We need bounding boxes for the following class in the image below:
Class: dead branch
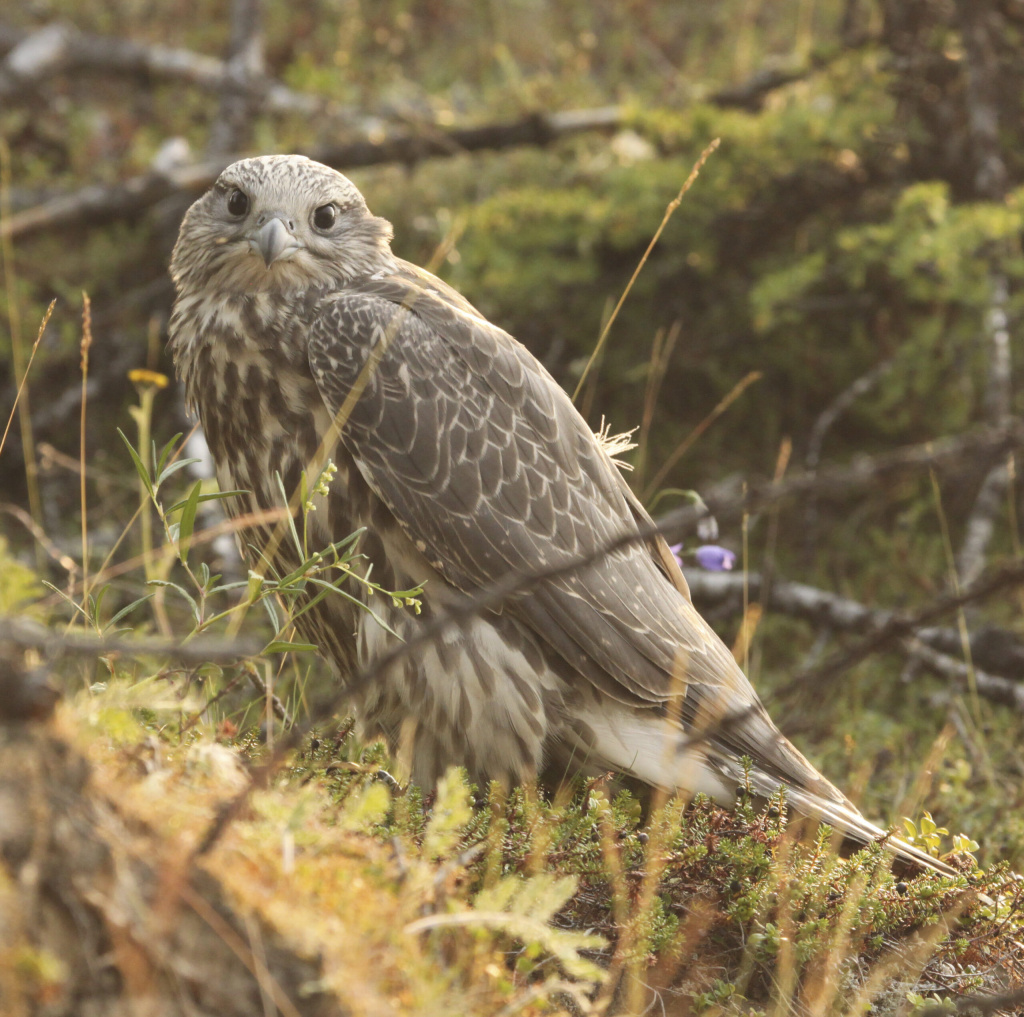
[684,569,1024,674]
[901,637,1024,712]
[0,615,261,664]
[788,557,1024,692]
[684,569,1024,710]
[0,19,339,118]
[710,65,811,110]
[0,106,624,242]
[662,420,1024,544]
[207,0,265,157]
[802,354,895,562]
[952,0,1014,589]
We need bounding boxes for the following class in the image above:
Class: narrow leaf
[104,593,156,631]
[275,472,303,556]
[177,480,202,564]
[154,457,202,488]
[117,428,154,498]
[156,432,184,478]
[166,489,245,513]
[263,640,318,654]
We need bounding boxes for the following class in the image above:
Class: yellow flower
[128,368,169,389]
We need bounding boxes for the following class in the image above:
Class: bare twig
[245,663,293,726]
[802,354,895,562]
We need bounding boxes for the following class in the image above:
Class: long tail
[768,777,958,877]
[573,706,958,877]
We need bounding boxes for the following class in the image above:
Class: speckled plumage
[169,155,951,873]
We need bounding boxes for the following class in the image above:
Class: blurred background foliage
[2,0,1024,869]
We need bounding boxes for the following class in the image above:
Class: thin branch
[0,615,261,664]
[297,426,1024,735]
[802,354,895,562]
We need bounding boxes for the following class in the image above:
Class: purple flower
[695,545,737,571]
[669,542,684,569]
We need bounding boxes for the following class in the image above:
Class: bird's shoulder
[313,263,501,350]
[309,264,566,424]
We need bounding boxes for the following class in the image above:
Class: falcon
[169,155,950,873]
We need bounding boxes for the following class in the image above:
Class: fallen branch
[661,421,1024,544]
[0,106,624,242]
[0,19,339,117]
[684,569,1024,710]
[788,557,1024,692]
[0,615,261,664]
[902,637,1024,712]
[683,569,1024,673]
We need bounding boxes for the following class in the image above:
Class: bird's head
[170,155,395,296]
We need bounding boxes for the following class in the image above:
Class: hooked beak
[251,217,298,268]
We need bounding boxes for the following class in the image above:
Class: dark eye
[227,188,249,217]
[312,204,337,230]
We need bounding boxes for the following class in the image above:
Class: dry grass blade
[572,137,721,404]
[80,293,93,607]
[0,298,53,460]
[643,369,763,501]
[0,139,46,569]
[636,321,682,486]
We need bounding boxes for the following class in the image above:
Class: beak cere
[253,217,295,268]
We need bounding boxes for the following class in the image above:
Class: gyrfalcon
[168,154,950,873]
